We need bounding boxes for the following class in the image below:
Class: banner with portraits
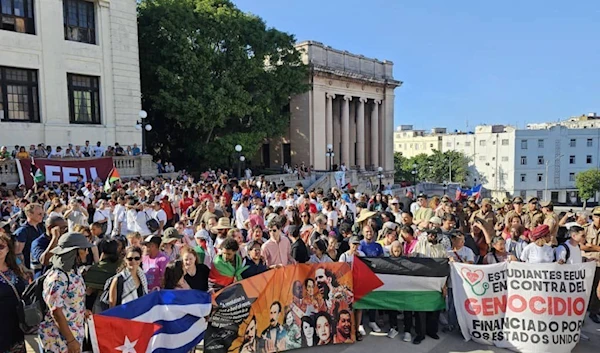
[451,261,596,353]
[204,263,355,353]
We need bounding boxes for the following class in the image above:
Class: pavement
[25,318,600,353]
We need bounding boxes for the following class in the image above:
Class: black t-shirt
[338,238,350,255]
[291,238,310,263]
[184,263,210,291]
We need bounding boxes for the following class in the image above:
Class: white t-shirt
[554,242,583,264]
[93,208,112,236]
[113,204,128,236]
[324,209,338,229]
[520,243,555,264]
[153,209,168,227]
[338,251,365,264]
[447,246,475,263]
[92,146,105,157]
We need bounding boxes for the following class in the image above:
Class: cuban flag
[90,290,212,353]
[455,184,482,201]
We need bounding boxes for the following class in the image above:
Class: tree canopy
[575,169,600,208]
[394,150,471,184]
[138,0,309,169]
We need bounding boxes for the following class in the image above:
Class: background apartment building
[396,113,600,204]
[393,125,445,158]
[0,0,141,148]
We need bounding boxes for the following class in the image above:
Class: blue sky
[235,0,600,132]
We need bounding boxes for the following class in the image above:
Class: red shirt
[179,197,194,214]
[199,193,213,203]
[161,201,174,220]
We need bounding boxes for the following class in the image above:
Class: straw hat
[213,217,233,230]
[356,210,376,223]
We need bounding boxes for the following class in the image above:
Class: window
[478,156,486,161]
[479,140,486,146]
[537,190,543,199]
[429,143,433,148]
[587,138,593,147]
[538,139,544,148]
[0,66,39,122]
[537,156,544,165]
[501,156,509,162]
[570,139,576,147]
[569,155,575,164]
[521,140,528,149]
[587,155,592,164]
[520,174,526,182]
[501,139,509,146]
[465,141,471,147]
[569,173,575,182]
[520,156,527,165]
[415,144,419,150]
[520,190,526,198]
[67,73,100,124]
[1,0,35,34]
[537,174,543,182]
[446,142,451,147]
[63,0,96,44]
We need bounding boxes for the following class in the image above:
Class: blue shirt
[358,240,384,257]
[30,234,51,278]
[13,222,44,269]
[132,147,141,156]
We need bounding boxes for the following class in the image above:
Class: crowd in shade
[0,169,600,353]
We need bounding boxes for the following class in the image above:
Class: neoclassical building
[261,41,401,172]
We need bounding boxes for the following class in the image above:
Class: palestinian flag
[104,167,121,192]
[353,257,449,311]
[209,254,248,290]
[30,158,45,184]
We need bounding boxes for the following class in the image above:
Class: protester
[0,233,27,353]
[39,232,93,353]
[141,236,169,292]
[109,245,148,307]
[520,225,554,264]
[181,246,209,291]
[241,241,268,279]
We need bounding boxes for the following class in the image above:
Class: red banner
[16,157,114,188]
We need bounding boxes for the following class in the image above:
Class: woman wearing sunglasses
[0,233,27,353]
[108,246,148,307]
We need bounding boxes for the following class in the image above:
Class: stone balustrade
[0,155,158,188]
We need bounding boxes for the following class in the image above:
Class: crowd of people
[0,142,143,161]
[1,171,600,353]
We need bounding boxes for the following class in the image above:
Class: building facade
[440,117,600,204]
[0,0,141,148]
[260,41,401,172]
[393,125,445,158]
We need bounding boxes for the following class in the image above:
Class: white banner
[451,262,596,353]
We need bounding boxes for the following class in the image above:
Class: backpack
[144,211,160,233]
[554,242,574,263]
[19,268,69,332]
[97,273,125,313]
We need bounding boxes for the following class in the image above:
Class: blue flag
[101,290,212,353]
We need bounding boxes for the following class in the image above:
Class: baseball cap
[349,236,361,244]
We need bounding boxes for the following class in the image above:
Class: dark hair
[163,259,185,289]
[569,225,584,235]
[318,268,339,287]
[336,309,351,322]
[98,239,120,263]
[338,223,352,235]
[221,236,239,252]
[0,234,24,278]
[314,311,333,344]
[400,225,414,236]
[442,213,455,222]
[304,277,315,287]
[301,316,315,347]
[313,239,327,253]
[402,211,414,218]
[270,301,282,313]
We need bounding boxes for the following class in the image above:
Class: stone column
[326,93,335,150]
[342,95,352,168]
[371,100,381,169]
[357,97,367,171]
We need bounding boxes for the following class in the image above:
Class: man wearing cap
[39,232,93,353]
[467,196,479,212]
[541,201,559,245]
[582,207,600,323]
[414,194,434,224]
[504,196,525,227]
[522,197,543,230]
[142,235,169,291]
[469,198,497,241]
[390,198,402,223]
[434,199,453,219]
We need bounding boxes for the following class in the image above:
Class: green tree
[575,169,600,208]
[396,150,470,184]
[138,0,309,169]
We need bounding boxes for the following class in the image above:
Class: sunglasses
[269,229,278,233]
[126,256,141,261]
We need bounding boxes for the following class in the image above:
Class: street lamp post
[443,181,448,196]
[411,163,417,186]
[234,144,243,178]
[325,144,334,171]
[377,166,384,192]
[135,110,151,154]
